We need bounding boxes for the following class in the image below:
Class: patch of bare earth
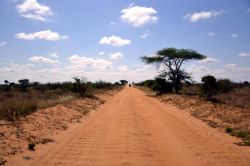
[0,89,120,164]
[158,94,250,143]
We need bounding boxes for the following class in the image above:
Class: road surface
[30,86,250,165]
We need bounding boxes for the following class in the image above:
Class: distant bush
[152,77,173,95]
[143,80,155,88]
[181,84,200,96]
[135,78,173,95]
[242,81,249,87]
[72,76,92,97]
[18,79,29,92]
[201,75,217,100]
[217,79,233,93]
[114,82,120,86]
[93,80,113,89]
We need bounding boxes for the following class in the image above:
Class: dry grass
[0,90,76,121]
[215,87,250,109]
[181,85,250,109]
[0,99,37,121]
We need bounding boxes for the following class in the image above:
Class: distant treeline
[0,78,128,95]
[136,75,249,99]
[0,77,128,121]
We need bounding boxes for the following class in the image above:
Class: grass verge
[225,127,250,146]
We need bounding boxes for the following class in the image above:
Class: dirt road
[12,86,250,165]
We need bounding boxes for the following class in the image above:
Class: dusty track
[11,87,250,165]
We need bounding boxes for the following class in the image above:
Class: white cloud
[110,52,124,60]
[110,21,116,25]
[29,56,60,65]
[0,60,157,84]
[67,55,113,70]
[208,32,215,36]
[0,63,32,73]
[248,8,250,12]
[0,41,7,47]
[120,4,158,27]
[186,64,250,82]
[199,57,220,64]
[98,51,104,56]
[15,30,68,41]
[49,52,59,59]
[239,52,250,57]
[184,10,223,22]
[27,64,34,67]
[140,31,150,38]
[99,35,131,47]
[16,0,53,21]
[231,33,238,38]
[117,65,129,72]
[224,63,237,68]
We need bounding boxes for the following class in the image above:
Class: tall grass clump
[0,99,37,121]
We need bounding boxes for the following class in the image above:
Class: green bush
[217,79,233,93]
[152,77,173,95]
[93,80,113,89]
[201,75,217,100]
[225,127,233,133]
[143,80,155,88]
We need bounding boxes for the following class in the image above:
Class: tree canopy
[141,47,206,93]
[120,80,128,85]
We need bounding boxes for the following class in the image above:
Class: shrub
[28,143,35,151]
[143,80,155,88]
[72,76,92,97]
[93,80,113,89]
[225,128,250,146]
[18,79,29,92]
[114,82,120,86]
[217,79,233,93]
[201,75,217,100]
[152,77,173,95]
[225,127,233,133]
[242,81,249,87]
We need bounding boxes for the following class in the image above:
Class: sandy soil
[0,89,118,165]
[5,86,250,166]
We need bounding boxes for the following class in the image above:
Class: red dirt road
[11,87,250,165]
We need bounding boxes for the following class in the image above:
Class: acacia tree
[141,47,206,93]
[120,80,128,85]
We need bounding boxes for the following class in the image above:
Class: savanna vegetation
[137,47,250,146]
[0,77,125,121]
[138,47,250,108]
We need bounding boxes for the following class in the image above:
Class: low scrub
[215,87,250,109]
[136,78,173,95]
[28,143,35,151]
[0,77,121,121]
[0,99,37,121]
[225,127,250,146]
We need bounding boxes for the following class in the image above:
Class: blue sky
[0,0,250,83]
